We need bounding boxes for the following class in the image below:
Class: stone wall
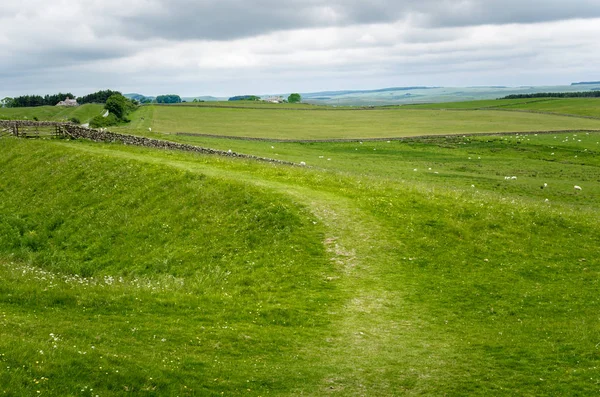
[0,120,295,166]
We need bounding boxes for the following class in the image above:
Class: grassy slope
[404,98,600,118]
[167,101,335,109]
[1,131,599,395]
[114,105,600,140]
[499,98,600,117]
[0,139,340,395]
[0,104,105,123]
[125,131,600,208]
[399,98,555,109]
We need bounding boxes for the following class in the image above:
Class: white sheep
[148,127,152,132]
[574,185,582,191]
[300,161,306,166]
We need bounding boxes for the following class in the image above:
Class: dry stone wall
[0,120,295,166]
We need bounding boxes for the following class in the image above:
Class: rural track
[59,141,454,394]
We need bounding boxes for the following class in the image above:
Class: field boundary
[148,104,373,111]
[0,120,295,165]
[174,129,600,143]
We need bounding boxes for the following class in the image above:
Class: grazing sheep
[574,185,582,191]
[299,161,306,166]
[148,127,152,132]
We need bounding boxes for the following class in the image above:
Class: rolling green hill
[112,104,600,140]
[404,97,600,118]
[0,104,105,123]
[1,100,599,395]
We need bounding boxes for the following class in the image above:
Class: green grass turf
[113,105,600,140]
[403,98,600,118]
[498,98,600,118]
[168,101,338,109]
[0,104,105,123]
[399,98,554,109]
[1,128,599,395]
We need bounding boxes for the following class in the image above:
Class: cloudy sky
[2,0,600,97]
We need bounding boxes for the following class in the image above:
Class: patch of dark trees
[8,93,74,107]
[156,95,182,104]
[5,90,124,108]
[501,91,600,99]
[228,95,261,101]
[77,89,122,104]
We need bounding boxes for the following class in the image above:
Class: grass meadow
[0,104,104,123]
[403,97,600,118]
[111,105,600,140]
[0,98,599,395]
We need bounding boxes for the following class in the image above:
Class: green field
[0,104,105,123]
[404,98,600,118]
[111,105,600,140]
[165,101,338,109]
[1,99,600,395]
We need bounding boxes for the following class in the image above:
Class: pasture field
[166,101,336,109]
[0,104,104,123]
[403,98,600,118]
[399,98,555,110]
[113,104,600,140]
[0,100,599,395]
[497,98,600,118]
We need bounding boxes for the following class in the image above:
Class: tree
[105,94,128,119]
[228,95,261,101]
[288,93,301,103]
[156,95,182,104]
[1,97,14,108]
[77,89,122,104]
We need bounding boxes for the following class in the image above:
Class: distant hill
[182,96,223,102]
[296,83,600,106]
[125,93,223,103]
[124,93,155,103]
[303,86,436,97]
[126,83,600,107]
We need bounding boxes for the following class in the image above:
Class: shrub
[89,113,120,128]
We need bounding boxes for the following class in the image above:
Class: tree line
[77,89,122,104]
[2,90,123,108]
[3,93,74,107]
[501,91,600,99]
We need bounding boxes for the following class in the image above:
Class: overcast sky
[2,0,600,97]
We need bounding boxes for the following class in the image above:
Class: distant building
[263,96,284,103]
[56,98,78,107]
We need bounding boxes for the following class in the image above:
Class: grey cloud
[100,0,600,41]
